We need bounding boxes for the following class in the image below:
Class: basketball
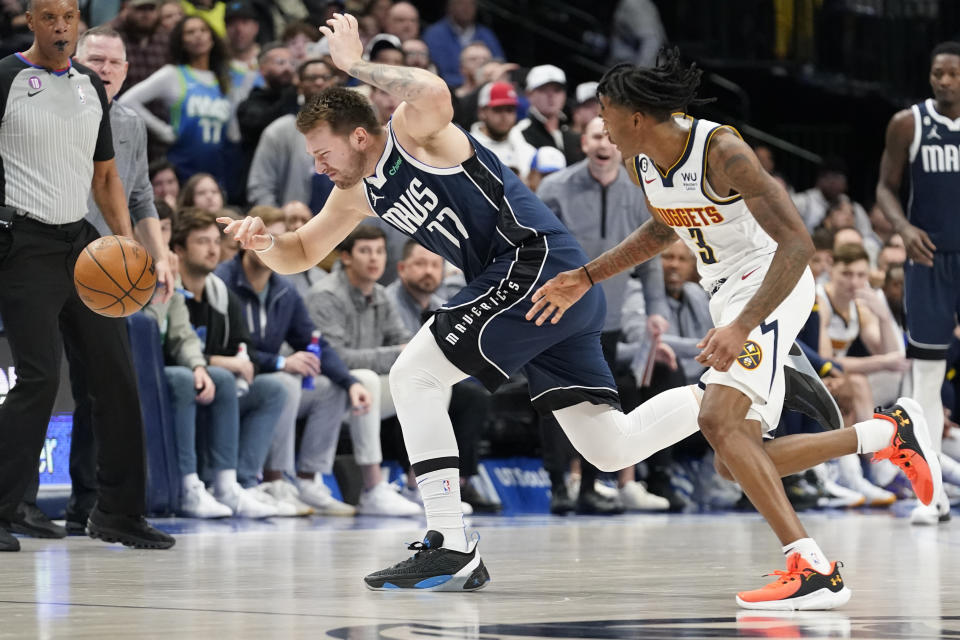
[74,235,157,318]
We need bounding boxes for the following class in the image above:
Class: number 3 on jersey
[688,227,717,264]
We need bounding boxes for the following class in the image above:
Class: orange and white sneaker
[736,553,851,611]
[871,397,943,506]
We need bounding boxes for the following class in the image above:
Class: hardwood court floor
[1,510,958,639]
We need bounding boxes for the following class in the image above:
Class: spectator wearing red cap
[513,64,583,165]
[469,82,536,182]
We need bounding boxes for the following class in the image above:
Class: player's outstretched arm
[876,109,935,266]
[321,13,453,142]
[219,185,369,275]
[525,216,676,326]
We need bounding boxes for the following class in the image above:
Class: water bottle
[303,330,322,390]
[236,342,250,397]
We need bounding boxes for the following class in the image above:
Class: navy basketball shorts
[429,234,620,414]
[904,251,960,360]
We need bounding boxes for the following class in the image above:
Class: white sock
[182,472,201,492]
[417,468,467,552]
[913,360,947,452]
[214,469,238,495]
[783,537,830,574]
[553,385,702,472]
[854,418,896,454]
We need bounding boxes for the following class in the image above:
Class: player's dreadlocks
[597,47,715,121]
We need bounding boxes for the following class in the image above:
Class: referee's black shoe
[10,502,66,539]
[87,507,175,550]
[0,523,19,552]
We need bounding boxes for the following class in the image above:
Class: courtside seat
[126,312,180,516]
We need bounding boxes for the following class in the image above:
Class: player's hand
[217,216,272,252]
[284,351,321,377]
[525,268,592,326]
[900,223,936,267]
[194,366,216,405]
[695,322,751,372]
[647,313,669,338]
[319,13,363,73]
[152,254,175,304]
[348,382,371,415]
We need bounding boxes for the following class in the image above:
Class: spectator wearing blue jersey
[422,0,503,88]
[121,15,232,187]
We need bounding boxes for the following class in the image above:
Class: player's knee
[389,352,440,402]
[697,411,725,443]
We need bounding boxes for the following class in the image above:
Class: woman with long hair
[121,15,232,188]
[177,172,225,212]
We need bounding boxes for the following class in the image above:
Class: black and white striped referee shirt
[0,53,114,225]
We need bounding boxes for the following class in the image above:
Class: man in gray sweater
[247,59,337,207]
[306,225,421,516]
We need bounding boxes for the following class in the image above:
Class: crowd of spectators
[3,0,957,521]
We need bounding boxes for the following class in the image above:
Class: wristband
[254,233,276,253]
[581,264,595,286]
[276,355,286,371]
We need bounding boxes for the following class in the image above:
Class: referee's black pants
[0,217,146,522]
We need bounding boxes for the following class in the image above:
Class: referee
[0,0,174,551]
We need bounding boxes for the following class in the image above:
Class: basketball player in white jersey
[530,49,942,610]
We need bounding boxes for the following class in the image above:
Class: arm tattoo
[347,60,435,102]
[586,217,676,283]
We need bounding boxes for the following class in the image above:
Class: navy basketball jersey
[908,99,960,252]
[361,121,570,281]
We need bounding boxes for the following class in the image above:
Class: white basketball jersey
[628,115,778,290]
[816,283,861,357]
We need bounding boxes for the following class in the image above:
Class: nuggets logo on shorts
[736,340,763,370]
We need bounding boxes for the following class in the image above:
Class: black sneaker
[364,530,489,591]
[0,523,19,552]
[550,485,576,515]
[87,507,175,550]
[10,502,66,539]
[575,488,625,515]
[783,343,843,431]
[459,483,502,514]
[65,520,88,536]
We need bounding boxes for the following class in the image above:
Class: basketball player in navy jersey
[876,41,960,525]
[221,17,936,607]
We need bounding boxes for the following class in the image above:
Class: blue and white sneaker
[364,530,490,591]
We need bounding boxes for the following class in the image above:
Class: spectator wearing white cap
[469,82,537,181]
[365,32,404,66]
[572,81,600,134]
[526,145,566,192]
[513,64,584,166]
